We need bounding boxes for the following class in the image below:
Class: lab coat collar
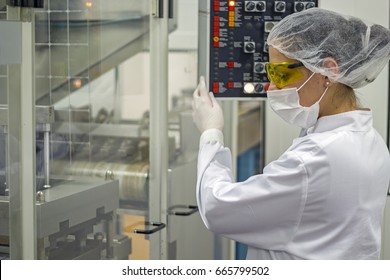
[305,110,373,135]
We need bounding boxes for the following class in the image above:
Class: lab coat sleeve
[196,136,308,250]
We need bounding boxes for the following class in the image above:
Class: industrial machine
[0,104,131,260]
[0,0,217,260]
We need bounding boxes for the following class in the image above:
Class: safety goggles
[265,62,304,88]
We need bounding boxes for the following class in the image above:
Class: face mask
[266,73,329,128]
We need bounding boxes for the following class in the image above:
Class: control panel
[202,0,318,98]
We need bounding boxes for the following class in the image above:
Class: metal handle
[158,0,164,18]
[168,0,174,19]
[169,205,199,216]
[133,222,166,235]
[7,0,44,8]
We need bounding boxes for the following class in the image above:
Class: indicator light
[229,1,235,7]
[85,1,93,8]
[244,83,255,94]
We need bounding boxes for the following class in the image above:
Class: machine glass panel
[0,0,154,260]
[1,0,218,260]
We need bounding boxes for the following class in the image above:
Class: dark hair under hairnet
[267,8,390,89]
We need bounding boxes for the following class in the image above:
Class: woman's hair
[267,8,390,89]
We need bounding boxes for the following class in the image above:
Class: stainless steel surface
[112,235,132,260]
[0,20,22,65]
[50,161,149,202]
[54,122,148,139]
[237,103,262,154]
[7,8,37,259]
[167,159,214,260]
[149,0,170,259]
[43,123,50,187]
[0,106,7,126]
[1,175,130,259]
[36,106,55,124]
[0,105,55,125]
[0,177,119,238]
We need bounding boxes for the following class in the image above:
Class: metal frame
[149,0,169,259]
[7,6,36,260]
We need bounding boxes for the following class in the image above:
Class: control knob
[245,1,256,11]
[306,2,315,9]
[255,83,264,93]
[275,1,286,12]
[244,42,256,53]
[295,2,305,12]
[254,63,265,73]
[256,1,266,12]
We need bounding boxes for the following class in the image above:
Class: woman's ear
[321,57,339,87]
[322,57,339,73]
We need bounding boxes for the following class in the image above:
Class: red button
[214,42,219,47]
[228,82,234,88]
[214,2,220,11]
[229,6,234,11]
[228,62,234,68]
[213,82,219,93]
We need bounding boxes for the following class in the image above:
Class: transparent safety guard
[0,0,223,260]
[0,0,161,260]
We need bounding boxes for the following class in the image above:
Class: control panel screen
[209,0,318,98]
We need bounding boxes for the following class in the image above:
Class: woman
[192,8,390,259]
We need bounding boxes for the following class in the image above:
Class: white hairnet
[267,8,390,89]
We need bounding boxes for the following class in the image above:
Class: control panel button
[256,1,266,12]
[306,2,315,9]
[294,2,305,12]
[245,1,256,11]
[254,62,266,73]
[244,42,256,53]
[255,83,265,93]
[275,1,286,13]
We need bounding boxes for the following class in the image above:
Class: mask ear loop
[317,86,329,103]
[298,72,329,108]
[297,72,316,91]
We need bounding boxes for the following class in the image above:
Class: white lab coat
[196,110,390,259]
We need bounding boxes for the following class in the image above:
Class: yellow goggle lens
[265,62,304,88]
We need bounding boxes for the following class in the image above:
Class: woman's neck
[320,85,358,117]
